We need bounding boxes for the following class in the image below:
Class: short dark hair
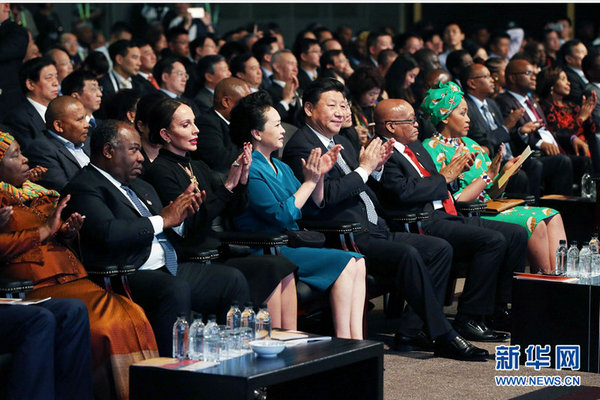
[252,36,278,62]
[152,56,184,86]
[110,21,133,38]
[446,49,471,76]
[166,26,189,43]
[320,49,343,69]
[293,38,319,61]
[82,51,109,77]
[558,39,585,65]
[367,30,391,50]
[104,89,140,123]
[19,57,56,94]
[490,32,511,47]
[134,91,169,135]
[459,64,477,91]
[394,32,422,52]
[582,50,600,76]
[229,90,273,147]
[346,66,384,102]
[303,77,345,107]
[484,57,506,74]
[90,119,121,157]
[230,53,255,77]
[190,35,213,56]
[108,40,136,64]
[147,97,186,145]
[218,41,245,64]
[536,66,563,99]
[196,54,226,86]
[61,70,98,95]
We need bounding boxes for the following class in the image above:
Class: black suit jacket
[378,140,451,217]
[190,108,239,173]
[3,99,46,151]
[496,91,549,154]
[465,95,511,158]
[282,124,383,232]
[297,68,315,92]
[25,130,91,191]
[267,79,303,127]
[62,166,180,269]
[132,74,158,97]
[565,67,586,106]
[193,87,213,113]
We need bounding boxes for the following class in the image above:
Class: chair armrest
[416,212,431,222]
[86,265,121,277]
[504,193,536,206]
[297,220,361,234]
[388,212,417,224]
[0,278,34,294]
[184,249,220,263]
[530,150,543,158]
[216,231,288,247]
[455,201,487,213]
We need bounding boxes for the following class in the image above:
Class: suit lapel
[86,166,144,214]
[131,179,161,215]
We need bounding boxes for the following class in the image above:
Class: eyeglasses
[384,119,418,125]
[511,70,536,76]
[174,71,189,79]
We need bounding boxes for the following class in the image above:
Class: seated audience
[62,120,251,357]
[26,97,90,191]
[143,98,298,330]
[484,57,508,98]
[4,57,59,151]
[98,40,141,101]
[0,130,158,400]
[134,40,160,95]
[230,91,367,339]
[267,49,303,127]
[104,88,140,125]
[537,66,599,172]
[282,78,488,361]
[559,39,589,105]
[230,53,263,93]
[347,67,384,143]
[374,98,527,334]
[422,81,567,273]
[194,54,232,112]
[61,70,103,128]
[81,50,110,80]
[252,36,279,90]
[385,54,420,106]
[134,91,169,173]
[320,49,354,80]
[294,38,322,91]
[46,47,73,92]
[191,77,251,174]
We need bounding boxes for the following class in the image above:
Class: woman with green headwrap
[421,81,566,274]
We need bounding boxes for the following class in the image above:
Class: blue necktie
[121,185,178,276]
[89,118,97,129]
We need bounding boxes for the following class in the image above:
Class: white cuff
[149,215,164,235]
[354,167,369,183]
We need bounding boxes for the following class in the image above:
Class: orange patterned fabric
[0,190,158,400]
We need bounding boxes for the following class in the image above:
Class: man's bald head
[45,96,89,144]
[214,77,252,119]
[374,99,419,144]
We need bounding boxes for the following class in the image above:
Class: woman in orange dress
[0,131,158,400]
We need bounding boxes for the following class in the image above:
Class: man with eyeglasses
[295,38,322,92]
[154,56,201,120]
[461,64,533,196]
[61,69,103,128]
[496,59,574,195]
[374,98,528,342]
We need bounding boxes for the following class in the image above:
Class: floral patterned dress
[423,133,558,237]
[540,99,596,157]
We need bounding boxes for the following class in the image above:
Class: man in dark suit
[496,59,574,195]
[252,36,278,90]
[191,77,250,174]
[294,38,321,92]
[62,120,250,356]
[61,70,102,129]
[282,78,489,361]
[461,64,536,196]
[132,40,160,96]
[194,54,231,113]
[559,39,589,105]
[26,97,90,191]
[4,57,58,151]
[267,49,303,127]
[0,3,29,122]
[97,40,142,99]
[374,98,527,336]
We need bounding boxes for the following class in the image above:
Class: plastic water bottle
[241,302,256,337]
[172,312,189,359]
[203,314,220,362]
[566,241,579,278]
[581,173,596,200]
[580,245,592,279]
[255,304,271,340]
[226,302,242,329]
[555,240,567,275]
[188,314,205,361]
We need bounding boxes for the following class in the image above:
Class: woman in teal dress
[230,91,367,340]
[421,81,567,273]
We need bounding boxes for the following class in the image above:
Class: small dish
[249,340,285,358]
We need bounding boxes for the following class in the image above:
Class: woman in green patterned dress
[421,81,567,273]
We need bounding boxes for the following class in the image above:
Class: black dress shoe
[434,335,489,361]
[488,308,512,332]
[453,319,510,342]
[393,330,434,352]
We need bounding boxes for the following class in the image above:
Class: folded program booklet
[497,145,532,187]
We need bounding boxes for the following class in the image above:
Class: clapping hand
[28,165,47,182]
[302,148,322,183]
[0,206,12,228]
[320,144,341,176]
[439,144,472,183]
[161,183,206,228]
[240,142,253,185]
[488,144,504,177]
[377,138,395,170]
[59,212,85,239]
[578,92,597,122]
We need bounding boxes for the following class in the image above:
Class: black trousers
[355,224,453,338]
[128,263,250,356]
[0,299,93,400]
[424,213,528,316]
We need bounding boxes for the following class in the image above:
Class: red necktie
[525,98,542,120]
[148,74,160,90]
[403,146,457,216]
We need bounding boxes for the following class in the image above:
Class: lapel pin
[146,200,152,206]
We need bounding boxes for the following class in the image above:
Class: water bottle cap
[208,314,216,320]
[260,303,268,309]
[594,234,599,238]
[559,240,567,245]
[177,312,186,318]
[245,301,253,308]
[571,241,578,245]
[232,301,239,306]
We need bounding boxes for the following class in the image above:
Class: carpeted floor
[368,280,600,400]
